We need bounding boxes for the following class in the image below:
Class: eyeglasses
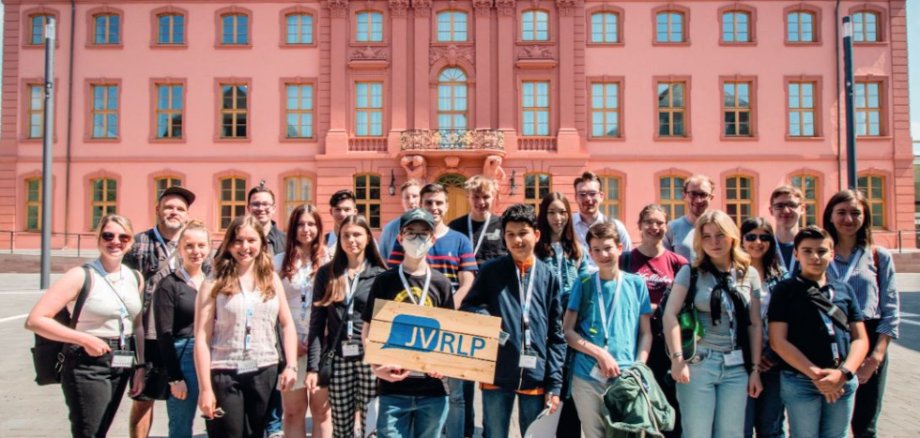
[577,191,601,199]
[743,234,772,243]
[771,202,801,210]
[401,231,432,240]
[101,232,132,244]
[249,202,274,209]
[685,190,712,200]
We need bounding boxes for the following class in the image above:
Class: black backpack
[31,265,93,385]
[651,267,698,337]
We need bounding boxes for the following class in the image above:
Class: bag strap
[322,311,350,360]
[682,267,698,310]
[805,286,850,332]
[618,250,632,272]
[69,265,95,329]
[872,246,881,290]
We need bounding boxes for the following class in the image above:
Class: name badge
[498,330,510,346]
[342,341,362,358]
[111,350,134,369]
[236,359,259,375]
[519,350,538,369]
[724,349,744,367]
[590,365,607,382]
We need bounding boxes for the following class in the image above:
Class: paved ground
[1,273,918,437]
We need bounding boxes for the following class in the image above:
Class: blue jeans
[744,369,785,438]
[376,394,448,438]
[166,338,199,438]
[480,388,544,438]
[675,348,749,438]
[445,378,465,438]
[781,371,858,438]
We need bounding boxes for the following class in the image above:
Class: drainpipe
[63,0,76,242]
[835,0,843,190]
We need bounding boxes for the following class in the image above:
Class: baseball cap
[399,208,435,231]
[158,186,196,206]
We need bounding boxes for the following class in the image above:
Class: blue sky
[0,3,918,140]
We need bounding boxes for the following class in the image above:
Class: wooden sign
[364,300,502,384]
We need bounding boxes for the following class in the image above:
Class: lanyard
[552,243,567,286]
[774,238,796,274]
[594,273,623,348]
[722,289,737,349]
[829,248,863,285]
[398,265,432,306]
[90,260,130,349]
[468,214,491,257]
[298,263,313,322]
[344,264,365,340]
[516,262,537,349]
[152,227,177,270]
[239,279,257,356]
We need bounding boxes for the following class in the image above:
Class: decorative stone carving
[483,155,507,182]
[389,0,409,16]
[326,0,349,18]
[400,129,505,151]
[473,0,493,16]
[444,156,461,169]
[412,0,432,16]
[555,0,577,16]
[400,155,428,182]
[495,0,516,16]
[518,45,554,59]
[351,46,389,61]
[430,45,475,66]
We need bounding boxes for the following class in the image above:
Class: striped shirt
[826,245,900,339]
[387,228,478,291]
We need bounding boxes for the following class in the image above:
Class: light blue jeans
[781,371,858,438]
[675,348,749,438]
[166,337,198,438]
[376,394,448,438]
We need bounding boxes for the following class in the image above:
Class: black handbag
[317,315,349,388]
[31,265,93,385]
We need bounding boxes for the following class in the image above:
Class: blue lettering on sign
[382,314,487,357]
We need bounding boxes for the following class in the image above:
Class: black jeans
[61,344,133,438]
[206,365,279,438]
[851,320,888,438]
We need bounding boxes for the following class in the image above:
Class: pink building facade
[0,0,913,247]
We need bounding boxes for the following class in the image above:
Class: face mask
[402,236,432,259]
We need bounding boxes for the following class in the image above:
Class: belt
[101,337,135,351]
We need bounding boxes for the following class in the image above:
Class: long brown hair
[535,192,583,261]
[211,215,276,300]
[315,215,386,307]
[823,189,873,248]
[280,204,327,281]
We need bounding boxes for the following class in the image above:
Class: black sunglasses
[101,232,131,244]
[743,234,772,243]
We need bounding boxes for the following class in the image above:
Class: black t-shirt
[767,276,863,375]
[448,214,506,265]
[153,272,198,381]
[362,266,455,397]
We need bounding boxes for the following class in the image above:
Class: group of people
[24,170,899,438]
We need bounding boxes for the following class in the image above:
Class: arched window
[659,174,686,220]
[157,13,185,45]
[857,174,886,229]
[286,13,314,44]
[437,68,468,139]
[93,13,120,45]
[25,178,42,231]
[218,176,247,230]
[90,177,118,229]
[354,174,382,229]
[521,10,549,41]
[220,13,249,45]
[853,11,879,42]
[599,174,622,220]
[722,11,750,43]
[656,12,685,43]
[356,11,384,42]
[437,11,468,42]
[590,12,619,43]
[284,175,314,224]
[524,173,552,213]
[787,10,816,43]
[789,173,820,226]
[724,175,753,227]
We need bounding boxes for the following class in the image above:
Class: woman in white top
[195,215,298,437]
[26,214,146,438]
[274,204,332,438]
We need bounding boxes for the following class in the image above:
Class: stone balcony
[399,129,505,156]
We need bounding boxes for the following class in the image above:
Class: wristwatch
[285,365,299,373]
[669,351,683,360]
[839,365,855,381]
[168,380,184,386]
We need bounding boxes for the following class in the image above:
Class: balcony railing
[400,129,504,152]
[517,136,557,151]
[348,137,388,152]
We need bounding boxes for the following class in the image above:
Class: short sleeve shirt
[674,265,762,352]
[387,229,478,291]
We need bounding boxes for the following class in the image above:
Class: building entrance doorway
[437,173,468,224]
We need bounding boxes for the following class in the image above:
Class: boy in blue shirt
[564,221,653,438]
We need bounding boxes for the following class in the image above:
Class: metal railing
[0,231,99,257]
[400,129,505,151]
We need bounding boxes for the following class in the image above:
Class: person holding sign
[194,216,299,437]
[461,204,566,438]
[563,222,653,438]
[361,208,456,437]
[307,215,388,438]
[768,226,868,438]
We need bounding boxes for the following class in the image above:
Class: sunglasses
[100,232,131,244]
[743,234,772,243]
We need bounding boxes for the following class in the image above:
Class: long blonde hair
[692,210,750,275]
[210,216,276,300]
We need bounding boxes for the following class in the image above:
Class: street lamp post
[40,18,56,289]
[842,15,857,190]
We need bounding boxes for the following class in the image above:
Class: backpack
[31,265,93,385]
[651,267,702,361]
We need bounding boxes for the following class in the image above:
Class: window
[722,11,750,43]
[787,11,816,43]
[355,82,383,137]
[91,84,119,139]
[788,81,817,137]
[857,175,885,228]
[286,84,314,138]
[437,11,468,42]
[27,84,44,139]
[590,12,619,43]
[354,174,381,229]
[221,13,249,45]
[25,178,41,231]
[723,81,752,137]
[853,12,879,42]
[590,82,620,138]
[521,81,550,136]
[155,84,183,139]
[286,14,314,45]
[218,177,247,230]
[524,173,551,213]
[90,177,117,229]
[657,81,687,137]
[356,11,383,42]
[656,12,684,43]
[437,68,468,134]
[790,173,819,226]
[854,81,882,137]
[220,84,248,139]
[157,14,185,45]
[521,10,549,41]
[659,175,686,220]
[284,176,314,223]
[93,14,120,45]
[599,175,622,220]
[154,177,183,200]
[724,175,753,227]
[30,14,53,45]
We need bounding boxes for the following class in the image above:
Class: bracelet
[669,351,683,360]
[168,380,184,386]
[285,365,298,373]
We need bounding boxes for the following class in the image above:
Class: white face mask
[402,236,432,259]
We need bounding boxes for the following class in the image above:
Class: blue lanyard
[90,260,130,349]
